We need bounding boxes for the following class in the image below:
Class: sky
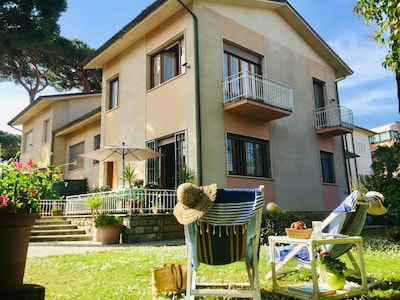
[0,0,398,135]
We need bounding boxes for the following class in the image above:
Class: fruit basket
[285,221,312,239]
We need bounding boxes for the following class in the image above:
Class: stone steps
[30,217,92,242]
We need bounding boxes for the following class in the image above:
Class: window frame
[24,131,33,153]
[320,151,335,184]
[150,37,185,88]
[226,133,271,178]
[69,142,85,171]
[93,134,101,165]
[108,77,119,110]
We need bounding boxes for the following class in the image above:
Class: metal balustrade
[314,105,354,130]
[38,188,177,216]
[223,70,294,111]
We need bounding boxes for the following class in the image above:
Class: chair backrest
[185,187,264,268]
[322,190,370,257]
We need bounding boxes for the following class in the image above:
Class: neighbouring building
[79,0,355,211]
[370,121,400,152]
[8,92,102,187]
[344,126,375,189]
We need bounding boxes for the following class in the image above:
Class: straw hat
[365,191,387,215]
[173,183,217,225]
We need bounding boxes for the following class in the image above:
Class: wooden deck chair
[184,186,265,299]
[266,190,385,285]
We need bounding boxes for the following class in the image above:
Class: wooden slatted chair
[184,186,265,300]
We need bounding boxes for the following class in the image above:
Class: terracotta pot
[0,213,39,294]
[100,225,121,245]
[325,272,346,290]
[51,212,63,216]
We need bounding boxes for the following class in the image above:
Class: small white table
[268,235,368,299]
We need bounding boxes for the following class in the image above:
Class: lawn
[24,227,400,299]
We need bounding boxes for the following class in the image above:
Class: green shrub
[260,211,298,245]
[94,215,123,227]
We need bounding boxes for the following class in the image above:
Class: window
[313,79,326,109]
[24,131,33,152]
[108,78,119,110]
[151,38,185,88]
[227,133,270,178]
[42,120,50,143]
[69,142,85,171]
[320,151,335,183]
[93,135,101,165]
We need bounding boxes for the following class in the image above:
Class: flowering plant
[50,205,63,213]
[0,158,64,214]
[318,251,347,276]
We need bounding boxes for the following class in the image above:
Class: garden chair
[266,190,386,287]
[183,186,265,299]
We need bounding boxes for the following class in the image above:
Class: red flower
[27,158,35,168]
[319,251,330,259]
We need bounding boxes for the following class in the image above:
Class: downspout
[176,0,203,185]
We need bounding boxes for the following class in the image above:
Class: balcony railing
[314,105,354,136]
[39,188,177,216]
[223,70,294,112]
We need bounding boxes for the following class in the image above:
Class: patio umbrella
[80,142,163,186]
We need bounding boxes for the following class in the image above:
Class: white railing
[63,188,177,216]
[314,105,354,130]
[223,70,294,112]
[38,200,66,216]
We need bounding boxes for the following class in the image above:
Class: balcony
[223,71,294,121]
[314,105,354,137]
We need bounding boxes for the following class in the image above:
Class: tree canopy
[0,131,21,161]
[354,0,400,111]
[0,0,101,103]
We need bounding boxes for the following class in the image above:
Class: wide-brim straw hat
[173,183,217,225]
[365,191,387,215]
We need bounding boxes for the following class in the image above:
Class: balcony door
[313,79,327,127]
[223,43,262,101]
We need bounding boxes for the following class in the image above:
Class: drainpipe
[176,0,203,185]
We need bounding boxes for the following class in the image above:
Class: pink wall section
[224,113,270,139]
[227,177,274,210]
[322,184,339,210]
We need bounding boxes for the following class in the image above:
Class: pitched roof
[83,0,352,78]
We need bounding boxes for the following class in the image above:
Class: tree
[354,1,400,112]
[0,131,21,161]
[0,0,67,103]
[48,38,102,93]
[360,138,400,224]
[0,0,101,103]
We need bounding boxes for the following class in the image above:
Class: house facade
[81,0,355,212]
[8,93,102,187]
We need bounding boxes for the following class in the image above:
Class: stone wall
[122,214,184,243]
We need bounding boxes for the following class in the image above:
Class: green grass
[24,227,400,299]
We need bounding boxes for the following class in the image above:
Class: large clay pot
[0,213,39,294]
[100,225,121,245]
[325,272,346,290]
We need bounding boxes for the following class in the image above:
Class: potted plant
[318,251,347,290]
[386,225,400,242]
[0,157,64,294]
[50,206,63,216]
[122,164,137,188]
[85,194,104,241]
[94,214,123,245]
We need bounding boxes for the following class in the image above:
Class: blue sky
[1,0,398,134]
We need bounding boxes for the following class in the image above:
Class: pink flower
[0,195,9,209]
[12,161,23,169]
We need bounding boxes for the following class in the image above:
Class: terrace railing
[314,105,354,130]
[57,188,178,216]
[223,70,294,112]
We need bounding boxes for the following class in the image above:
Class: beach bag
[151,263,187,296]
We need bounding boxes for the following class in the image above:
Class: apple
[292,221,306,230]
